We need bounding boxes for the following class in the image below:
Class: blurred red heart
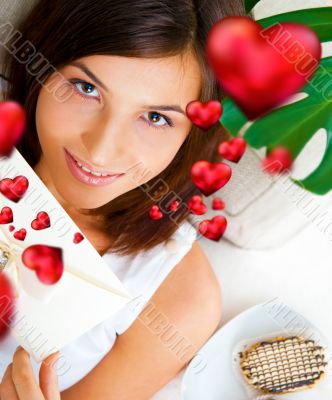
[199,215,227,241]
[31,211,50,230]
[0,101,26,156]
[188,195,207,215]
[21,244,64,285]
[8,225,14,232]
[191,161,232,196]
[212,197,225,210]
[73,232,84,244]
[262,146,293,174]
[218,137,247,163]
[0,175,29,203]
[206,16,321,119]
[0,206,13,224]
[149,205,163,220]
[169,200,180,212]
[186,100,223,130]
[13,228,26,241]
[0,273,16,339]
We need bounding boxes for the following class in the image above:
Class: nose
[81,111,136,171]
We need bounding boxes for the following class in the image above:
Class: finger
[39,352,61,400]
[0,363,19,400]
[12,346,44,400]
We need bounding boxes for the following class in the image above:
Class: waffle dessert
[239,336,328,394]
[256,397,283,400]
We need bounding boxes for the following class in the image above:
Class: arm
[61,241,222,400]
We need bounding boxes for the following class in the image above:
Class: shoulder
[153,240,223,344]
[125,238,222,371]
[162,239,222,306]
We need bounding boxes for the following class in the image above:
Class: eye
[142,111,174,130]
[69,79,100,101]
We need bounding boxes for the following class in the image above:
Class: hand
[0,346,61,399]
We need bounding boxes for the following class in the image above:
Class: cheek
[35,88,87,146]
[142,134,186,178]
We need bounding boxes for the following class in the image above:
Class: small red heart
[21,244,64,285]
[0,206,13,224]
[0,101,26,157]
[149,205,163,220]
[191,161,232,196]
[199,215,227,241]
[206,17,321,119]
[31,211,50,230]
[0,273,16,339]
[188,195,207,215]
[8,225,15,232]
[73,232,84,244]
[218,137,247,163]
[169,200,180,212]
[212,197,225,210]
[262,146,293,174]
[13,228,26,241]
[186,100,223,130]
[0,175,29,203]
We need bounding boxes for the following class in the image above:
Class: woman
[0,0,246,398]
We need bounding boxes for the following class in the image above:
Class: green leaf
[291,118,332,195]
[244,0,261,14]
[220,97,248,136]
[257,7,332,43]
[221,56,332,195]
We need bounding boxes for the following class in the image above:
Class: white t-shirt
[0,219,197,391]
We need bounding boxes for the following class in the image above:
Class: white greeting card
[0,147,133,363]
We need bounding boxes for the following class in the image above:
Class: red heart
[31,211,50,230]
[218,137,247,163]
[73,232,84,244]
[0,101,26,156]
[212,197,225,210]
[206,17,321,120]
[262,146,293,174]
[149,205,163,220]
[13,228,26,241]
[0,175,29,203]
[8,225,15,232]
[21,244,64,285]
[186,100,223,130]
[0,273,16,339]
[0,206,13,224]
[199,215,227,241]
[188,195,207,215]
[169,200,179,212]
[191,161,232,196]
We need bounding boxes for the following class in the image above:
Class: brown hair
[1,0,247,256]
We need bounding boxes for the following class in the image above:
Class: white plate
[181,302,332,400]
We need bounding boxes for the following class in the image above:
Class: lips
[64,148,122,176]
[64,148,125,187]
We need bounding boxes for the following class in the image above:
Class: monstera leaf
[244,0,260,14]
[220,6,332,195]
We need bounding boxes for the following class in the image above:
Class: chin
[52,179,109,210]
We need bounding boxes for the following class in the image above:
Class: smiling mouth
[64,148,123,177]
[64,148,125,187]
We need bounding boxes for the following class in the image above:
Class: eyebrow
[68,61,186,115]
[141,105,186,115]
[68,61,109,92]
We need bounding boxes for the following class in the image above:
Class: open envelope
[0,147,133,363]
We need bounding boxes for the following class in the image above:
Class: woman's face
[35,52,202,210]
